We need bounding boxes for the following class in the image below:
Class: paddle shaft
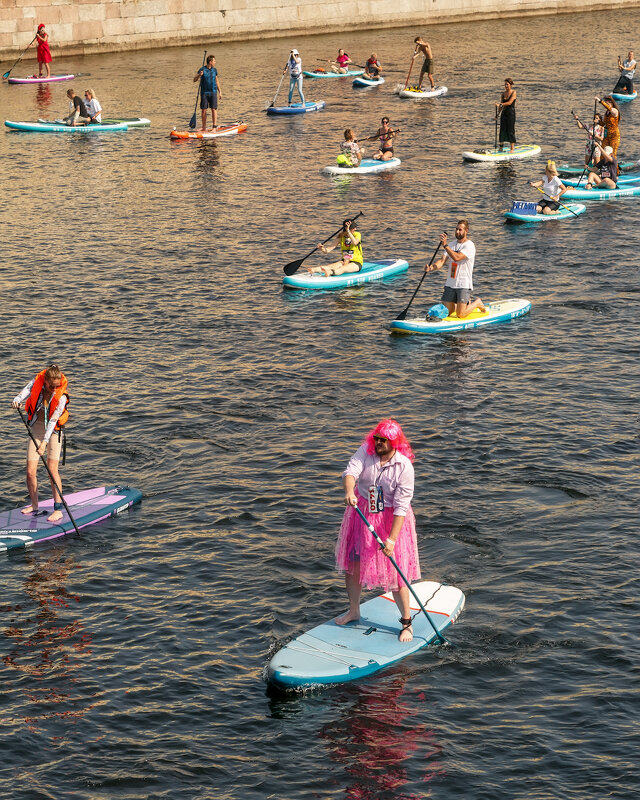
[494,105,499,150]
[358,128,400,143]
[189,50,207,128]
[2,35,37,80]
[403,52,417,90]
[17,407,81,536]
[395,239,443,321]
[283,211,363,275]
[354,506,446,643]
[532,183,580,217]
[577,99,598,185]
[270,68,287,107]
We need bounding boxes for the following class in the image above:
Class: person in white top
[614,51,636,95]
[335,419,421,643]
[83,88,102,123]
[283,49,304,107]
[425,220,486,319]
[530,160,568,215]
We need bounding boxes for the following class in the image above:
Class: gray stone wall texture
[0,0,634,60]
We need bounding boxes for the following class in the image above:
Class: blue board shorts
[201,92,218,110]
[442,286,471,303]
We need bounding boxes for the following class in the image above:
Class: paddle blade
[189,112,197,129]
[283,258,305,276]
[2,72,10,80]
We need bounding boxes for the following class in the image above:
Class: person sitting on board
[596,95,621,156]
[283,49,304,107]
[336,419,421,643]
[425,221,487,319]
[585,145,618,190]
[613,51,636,95]
[573,111,605,167]
[329,49,353,74]
[371,117,396,161]
[11,364,69,524]
[412,36,435,90]
[530,160,568,215]
[308,218,363,276]
[194,54,222,130]
[364,53,382,79]
[34,23,52,79]
[83,88,102,124]
[496,78,517,153]
[336,128,363,167]
[64,88,90,126]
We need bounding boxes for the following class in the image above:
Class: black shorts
[200,92,218,110]
[538,199,560,211]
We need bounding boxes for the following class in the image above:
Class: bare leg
[308,259,342,275]
[429,72,435,89]
[331,260,360,276]
[46,63,50,78]
[22,459,39,513]
[200,109,207,130]
[336,563,361,624]
[46,459,63,522]
[393,586,413,642]
[212,107,217,127]
[456,298,487,318]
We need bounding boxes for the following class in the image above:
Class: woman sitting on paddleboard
[34,24,52,79]
[329,49,353,74]
[496,78,517,153]
[530,161,568,215]
[596,95,621,156]
[336,129,363,167]
[372,117,396,161]
[83,88,102,124]
[585,145,618,190]
[308,218,363,277]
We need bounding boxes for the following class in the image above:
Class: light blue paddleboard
[321,157,401,175]
[303,69,364,78]
[283,258,408,290]
[352,76,385,88]
[390,298,531,334]
[612,90,637,102]
[561,173,640,187]
[504,203,586,222]
[0,485,142,553]
[267,101,326,115]
[563,184,640,200]
[268,580,465,689]
[5,119,128,133]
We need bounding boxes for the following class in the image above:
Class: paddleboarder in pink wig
[335,419,421,642]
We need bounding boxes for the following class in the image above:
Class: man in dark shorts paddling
[613,51,636,95]
[64,88,90,126]
[413,36,435,90]
[194,54,222,130]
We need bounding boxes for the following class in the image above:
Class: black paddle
[394,239,444,321]
[2,36,36,81]
[189,50,207,129]
[283,212,363,276]
[357,128,401,143]
[577,99,599,186]
[531,184,580,218]
[494,105,499,151]
[16,407,81,536]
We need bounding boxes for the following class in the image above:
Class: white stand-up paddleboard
[462,144,541,162]
[396,85,447,99]
[390,299,531,334]
[268,580,465,689]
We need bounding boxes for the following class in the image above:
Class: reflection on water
[35,84,52,110]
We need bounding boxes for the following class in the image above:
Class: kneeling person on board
[613,51,636,95]
[530,160,568,215]
[425,221,487,318]
[413,36,435,90]
[308,218,363,276]
[11,364,69,524]
[64,89,90,126]
[194,55,222,129]
[336,419,421,643]
[337,128,363,167]
[585,145,618,189]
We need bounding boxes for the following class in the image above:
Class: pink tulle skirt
[335,495,421,592]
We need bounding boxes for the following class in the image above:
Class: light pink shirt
[343,444,415,516]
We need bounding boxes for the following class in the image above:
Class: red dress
[36,33,52,64]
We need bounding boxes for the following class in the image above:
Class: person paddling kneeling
[425,220,487,318]
[308,218,363,277]
[530,160,568,215]
[585,145,618,190]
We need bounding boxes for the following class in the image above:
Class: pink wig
[364,418,415,462]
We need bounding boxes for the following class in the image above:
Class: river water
[1,8,639,800]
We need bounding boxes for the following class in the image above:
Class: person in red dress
[35,24,52,78]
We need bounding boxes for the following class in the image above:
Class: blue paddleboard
[268,580,465,689]
[561,172,640,187]
[0,485,142,553]
[267,101,326,115]
[5,120,128,133]
[283,258,408,290]
[303,69,364,78]
[352,76,385,88]
[504,203,586,222]
[563,184,640,200]
[390,298,531,334]
[612,90,637,103]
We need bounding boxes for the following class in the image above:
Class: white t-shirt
[85,98,102,121]
[541,175,563,201]
[622,59,636,79]
[444,239,475,290]
[288,56,302,78]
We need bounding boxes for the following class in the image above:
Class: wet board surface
[0,486,142,553]
[268,580,465,689]
[390,298,532,334]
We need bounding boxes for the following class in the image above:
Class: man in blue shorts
[194,55,222,130]
[425,220,486,319]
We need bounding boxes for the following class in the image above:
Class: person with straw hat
[530,161,568,215]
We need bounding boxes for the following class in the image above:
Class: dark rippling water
[1,9,639,799]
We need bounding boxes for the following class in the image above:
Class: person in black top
[64,88,90,126]
[496,78,517,152]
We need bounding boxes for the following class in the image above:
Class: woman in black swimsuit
[496,78,517,153]
[372,117,396,161]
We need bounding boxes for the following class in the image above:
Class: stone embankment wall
[0,0,634,60]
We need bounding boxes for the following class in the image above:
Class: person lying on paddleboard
[364,53,382,79]
[283,49,304,107]
[585,145,618,190]
[425,221,487,319]
[530,160,568,215]
[64,88,90,126]
[308,218,363,277]
[372,117,396,161]
[597,95,620,156]
[496,78,517,153]
[194,54,222,129]
[613,51,636,95]
[336,129,363,167]
[413,36,435,90]
[329,49,353,74]
[83,88,102,124]
[573,111,605,167]
[11,364,69,524]
[34,23,52,79]
[336,419,421,643]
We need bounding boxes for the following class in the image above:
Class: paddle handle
[16,407,81,536]
[354,506,446,643]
